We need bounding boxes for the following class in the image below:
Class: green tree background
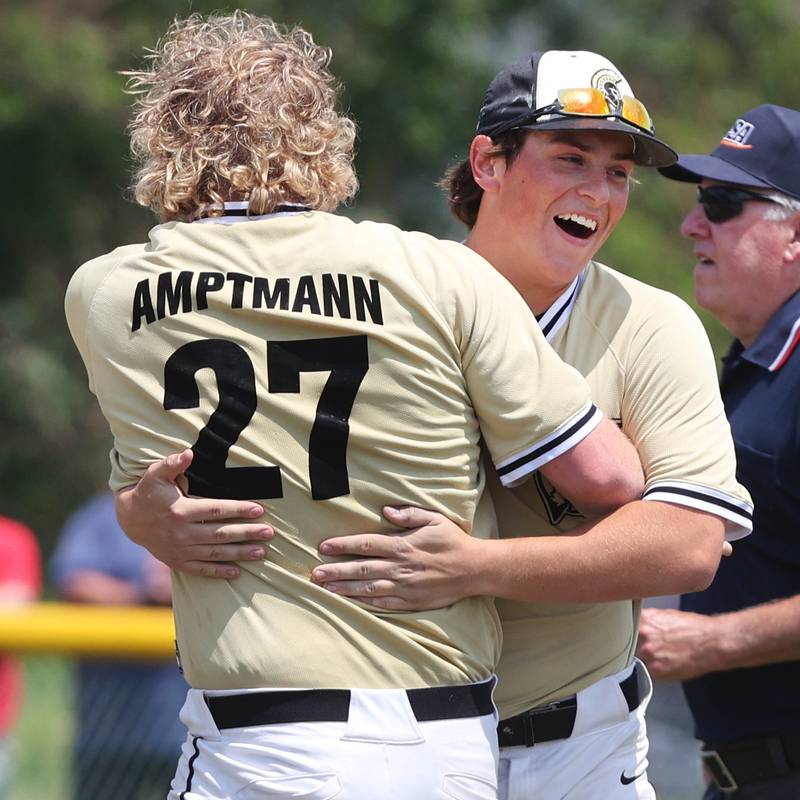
[1,0,798,556]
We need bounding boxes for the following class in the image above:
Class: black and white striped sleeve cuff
[495,402,603,487]
[643,480,754,541]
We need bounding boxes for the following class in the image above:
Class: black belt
[497,665,643,748]
[702,732,800,793]
[206,679,495,730]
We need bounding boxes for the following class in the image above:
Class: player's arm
[454,248,643,515]
[637,595,800,681]
[546,295,750,593]
[465,501,724,601]
[312,298,744,609]
[114,449,273,578]
[538,415,643,517]
[311,501,724,609]
[112,412,644,582]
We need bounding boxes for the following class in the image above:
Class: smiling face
[467,128,634,313]
[681,180,800,345]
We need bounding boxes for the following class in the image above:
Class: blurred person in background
[50,492,186,800]
[0,515,40,798]
[638,104,800,799]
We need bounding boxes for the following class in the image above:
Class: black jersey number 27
[163,335,369,501]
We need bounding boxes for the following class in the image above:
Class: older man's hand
[637,607,723,681]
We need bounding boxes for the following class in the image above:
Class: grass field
[9,655,74,800]
[9,654,183,800]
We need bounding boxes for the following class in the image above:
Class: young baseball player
[68,19,644,800]
[306,52,754,799]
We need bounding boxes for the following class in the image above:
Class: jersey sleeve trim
[495,402,602,487]
[642,480,753,541]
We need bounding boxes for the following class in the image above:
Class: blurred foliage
[1,0,799,558]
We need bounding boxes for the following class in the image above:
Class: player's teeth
[556,213,597,231]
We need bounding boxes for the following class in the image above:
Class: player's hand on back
[114,449,273,579]
[311,506,483,611]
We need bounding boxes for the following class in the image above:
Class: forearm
[639,596,800,681]
[470,500,724,603]
[704,595,800,672]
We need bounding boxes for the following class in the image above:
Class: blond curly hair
[125,11,358,221]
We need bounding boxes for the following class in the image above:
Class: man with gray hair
[639,104,800,799]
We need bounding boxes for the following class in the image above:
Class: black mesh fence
[9,654,186,800]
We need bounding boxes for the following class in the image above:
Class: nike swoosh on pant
[620,769,645,786]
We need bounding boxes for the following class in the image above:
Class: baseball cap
[476,50,677,167]
[659,104,800,200]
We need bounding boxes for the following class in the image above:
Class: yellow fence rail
[0,602,175,659]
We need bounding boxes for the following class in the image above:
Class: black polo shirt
[681,289,800,743]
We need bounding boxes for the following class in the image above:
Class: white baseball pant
[498,660,656,800]
[169,677,499,799]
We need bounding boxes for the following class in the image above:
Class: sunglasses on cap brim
[505,87,654,135]
[697,185,779,224]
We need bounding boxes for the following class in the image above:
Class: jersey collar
[193,200,311,224]
[735,288,800,372]
[535,270,586,343]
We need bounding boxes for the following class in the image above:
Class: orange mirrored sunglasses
[513,87,654,134]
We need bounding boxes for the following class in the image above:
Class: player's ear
[469,135,507,194]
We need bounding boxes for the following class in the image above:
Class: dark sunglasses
[697,185,779,223]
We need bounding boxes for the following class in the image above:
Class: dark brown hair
[440,129,527,228]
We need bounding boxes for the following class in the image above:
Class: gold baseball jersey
[66,208,600,691]
[493,261,753,718]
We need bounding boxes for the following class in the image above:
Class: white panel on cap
[534,50,635,110]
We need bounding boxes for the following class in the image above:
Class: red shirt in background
[0,516,41,734]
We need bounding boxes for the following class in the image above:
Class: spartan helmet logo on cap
[590,68,623,113]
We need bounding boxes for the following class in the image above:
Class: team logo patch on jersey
[721,118,755,149]
[591,68,623,112]
[533,473,583,526]
[532,414,622,525]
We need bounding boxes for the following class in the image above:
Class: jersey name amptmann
[131,271,384,332]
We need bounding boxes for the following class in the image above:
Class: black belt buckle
[525,699,565,747]
[497,665,641,750]
[521,697,577,747]
[701,750,738,793]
